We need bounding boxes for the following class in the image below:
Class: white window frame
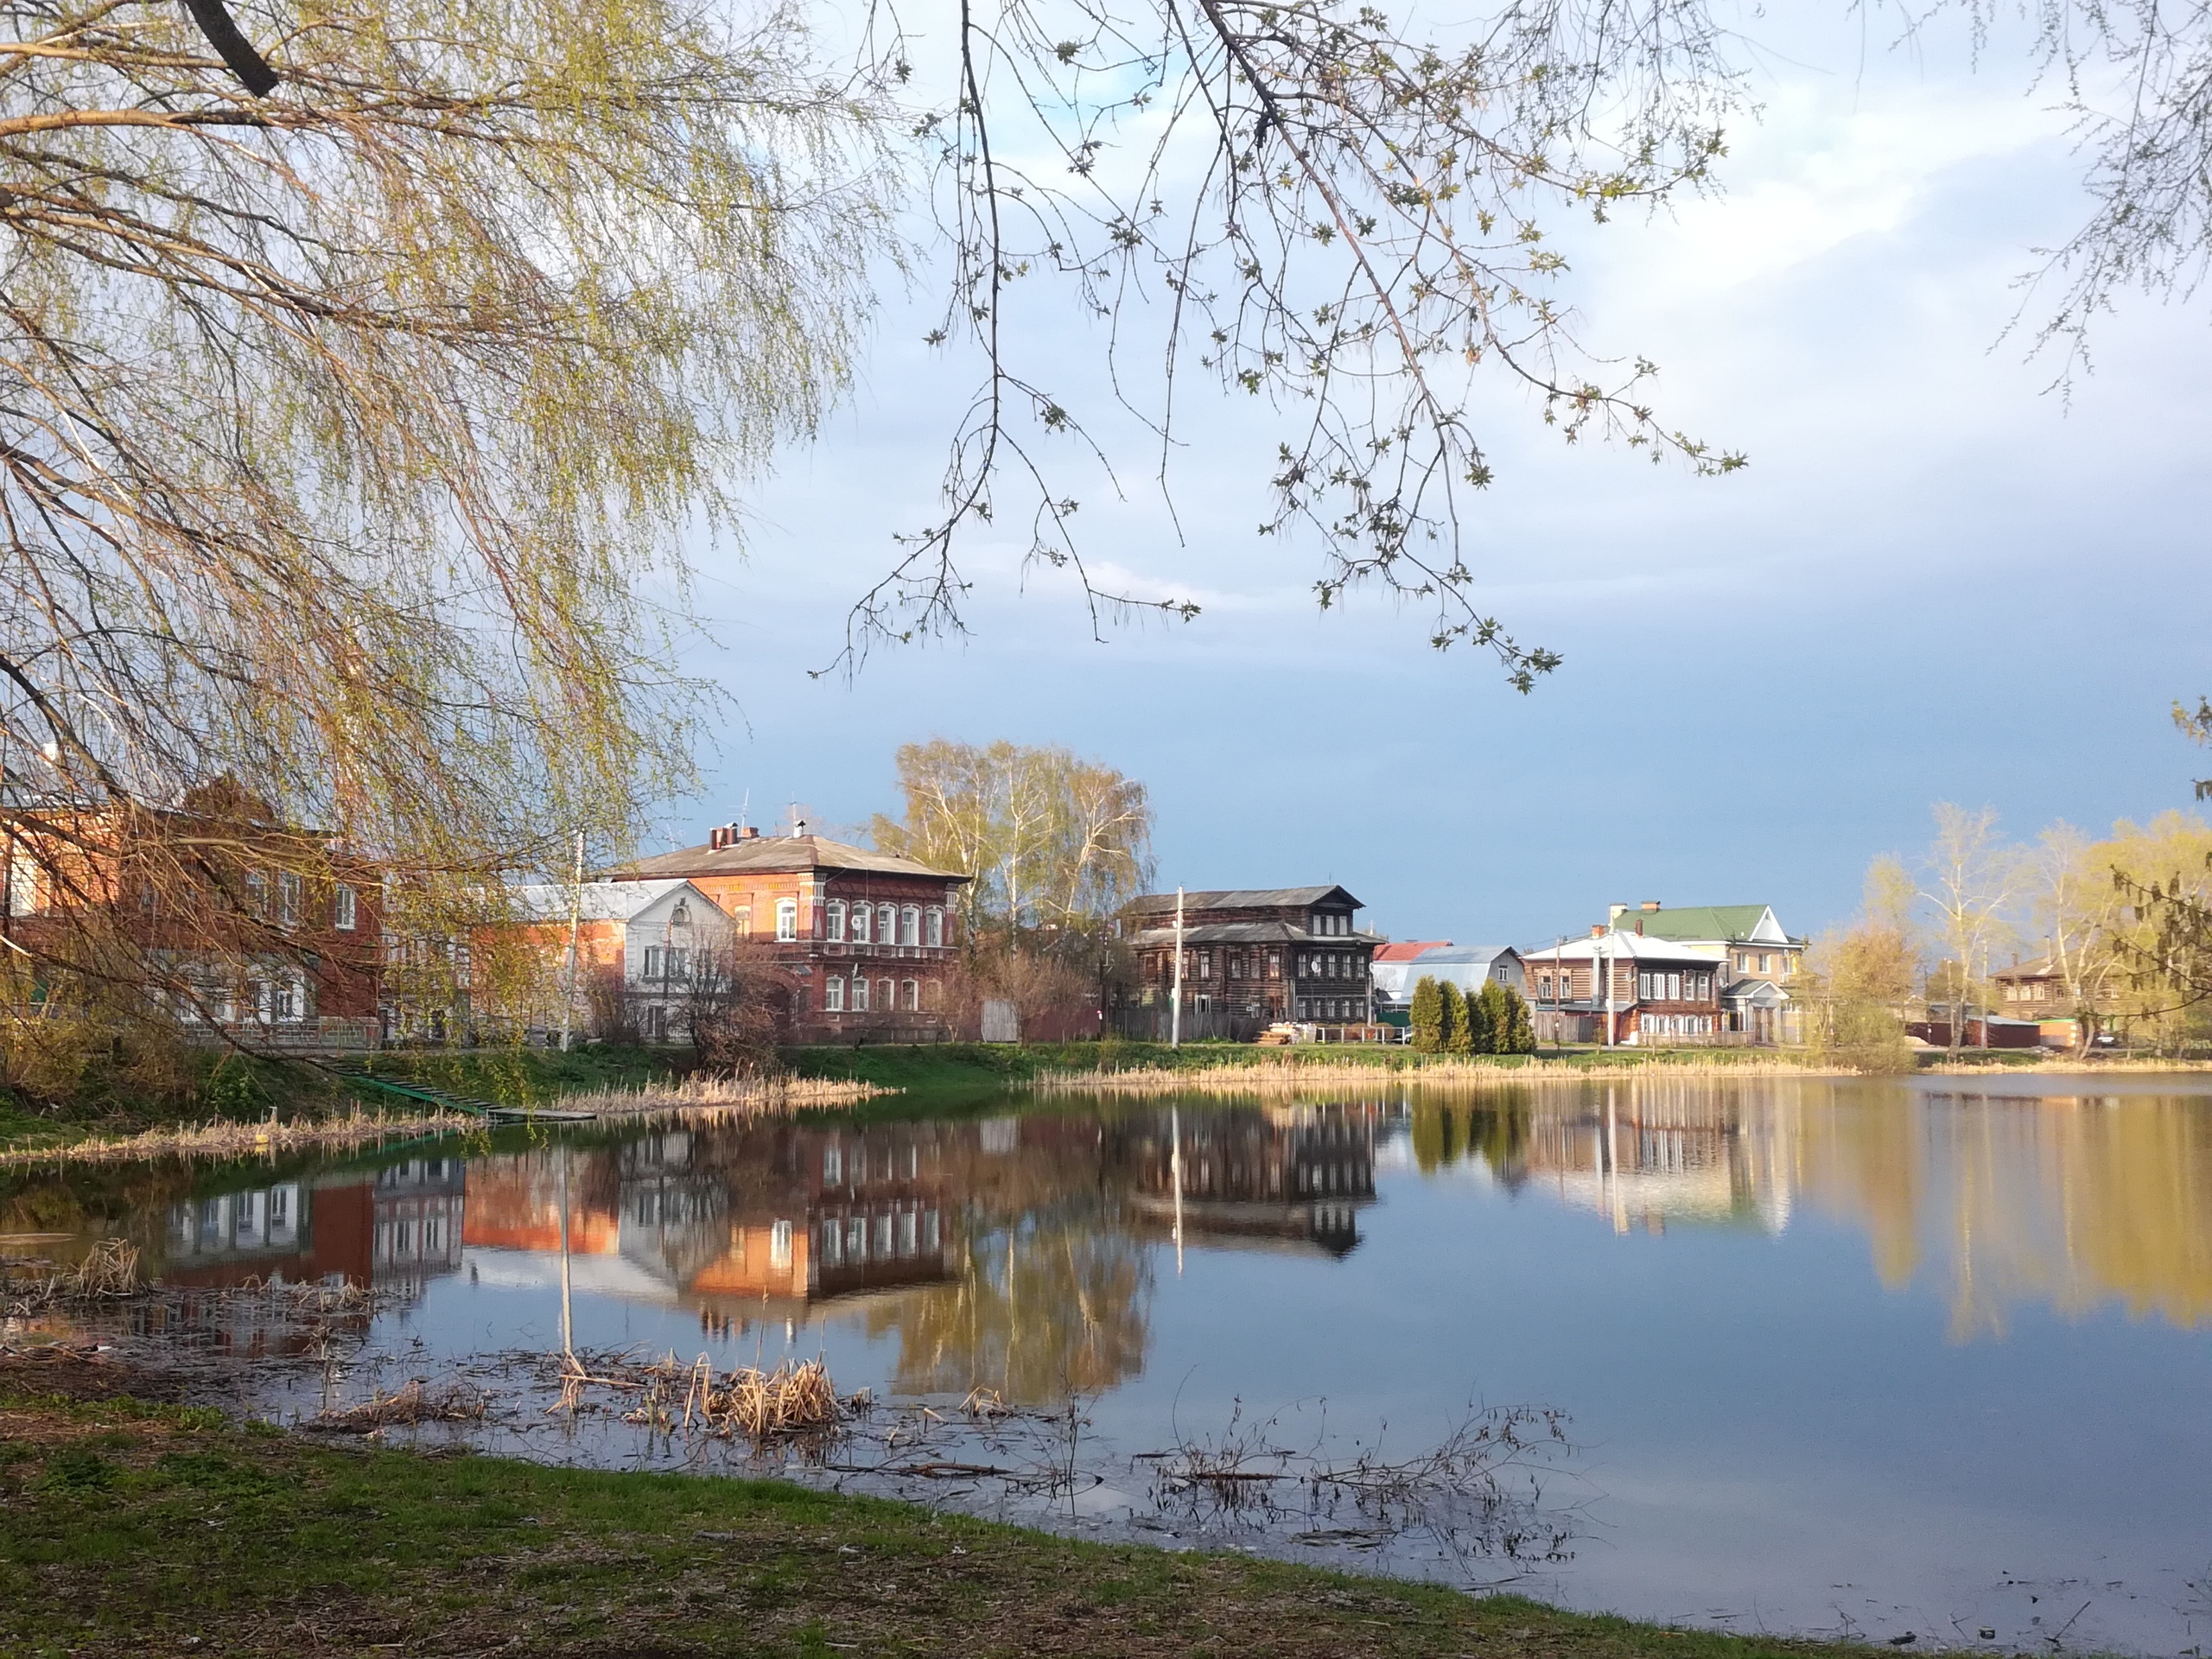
[925,907,944,947]
[850,904,871,944]
[850,976,869,1012]
[902,977,919,1011]
[827,899,846,942]
[900,906,920,945]
[825,976,845,1012]
[644,945,664,979]
[334,881,358,931]
[776,897,798,941]
[877,903,896,943]
[5,854,39,916]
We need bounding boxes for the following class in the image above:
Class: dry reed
[0,1109,474,1168]
[556,1350,854,1442]
[0,1236,142,1309]
[307,1378,489,1433]
[1036,1056,1857,1096]
[553,1074,888,1117]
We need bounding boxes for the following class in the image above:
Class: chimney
[708,825,727,850]
[1590,924,1605,939]
[743,825,760,840]
[1641,899,1662,912]
[792,817,809,838]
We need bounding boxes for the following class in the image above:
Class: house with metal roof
[1604,902,1806,1044]
[600,820,971,1040]
[1124,885,1382,1036]
[1371,944,1527,1020]
[1522,931,1727,1046]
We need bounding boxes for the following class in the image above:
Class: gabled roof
[1522,932,1726,965]
[1129,886,1361,913]
[1374,940,1451,963]
[607,833,968,884]
[1413,945,1522,968]
[1619,905,1789,945]
[1991,958,2061,982]
[1132,921,1383,946]
[509,879,723,925]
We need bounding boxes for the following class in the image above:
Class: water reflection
[1400,1080,2212,1337]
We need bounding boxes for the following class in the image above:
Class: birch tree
[869,739,1154,931]
[1920,805,2022,1058]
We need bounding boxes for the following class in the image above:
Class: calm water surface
[5,1074,2210,1653]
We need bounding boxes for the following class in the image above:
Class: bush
[1473,979,1510,1055]
[1498,983,1537,1054]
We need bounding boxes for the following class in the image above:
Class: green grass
[0,1389,1881,1659]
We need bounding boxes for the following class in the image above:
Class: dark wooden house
[1122,886,1381,1037]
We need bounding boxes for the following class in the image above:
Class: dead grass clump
[558,1075,889,1118]
[307,1379,488,1433]
[0,1238,140,1313]
[0,1341,185,1402]
[1036,1057,1853,1096]
[554,1350,855,1444]
[0,1110,473,1168]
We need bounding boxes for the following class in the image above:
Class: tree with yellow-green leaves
[1799,855,1921,1073]
[0,0,897,1067]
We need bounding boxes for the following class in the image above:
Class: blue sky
[662,4,2212,951]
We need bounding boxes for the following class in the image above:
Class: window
[1267,951,1281,978]
[277,872,302,927]
[733,907,751,938]
[644,946,663,979]
[334,882,358,931]
[900,906,919,945]
[850,976,869,1011]
[877,903,896,944]
[1637,971,1653,999]
[902,978,919,1011]
[1198,951,1211,979]
[665,946,690,981]
[245,869,269,917]
[776,898,798,941]
[827,899,847,941]
[1667,972,1681,1000]
[878,977,894,1012]
[825,976,845,1012]
[6,854,39,916]
[850,904,871,944]
[925,907,944,947]
[1758,952,1772,975]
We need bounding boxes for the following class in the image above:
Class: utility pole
[1169,887,1185,1048]
[559,830,583,1052]
[1603,931,1616,1048]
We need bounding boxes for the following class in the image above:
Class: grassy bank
[0,1045,694,1154]
[0,1388,1873,1659]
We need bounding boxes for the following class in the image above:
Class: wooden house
[1520,929,1726,1046]
[1124,886,1381,1035]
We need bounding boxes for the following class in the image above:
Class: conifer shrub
[1409,976,1444,1052]
[1499,983,1539,1053]
[1440,982,1471,1052]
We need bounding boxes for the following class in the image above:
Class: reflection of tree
[1407,1091,1530,1183]
[869,1211,1150,1402]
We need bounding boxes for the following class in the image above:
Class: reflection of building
[1433,1083,1797,1235]
[462,1122,954,1319]
[1109,1103,1380,1257]
[162,1160,466,1297]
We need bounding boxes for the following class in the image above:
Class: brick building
[602,822,969,1041]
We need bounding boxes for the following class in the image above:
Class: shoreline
[0,1384,1883,1659]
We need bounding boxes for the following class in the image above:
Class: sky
[658,3,2212,952]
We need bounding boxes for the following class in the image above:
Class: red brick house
[603,822,969,1041]
[1,771,383,1046]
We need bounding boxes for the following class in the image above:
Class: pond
[4,1072,2210,1654]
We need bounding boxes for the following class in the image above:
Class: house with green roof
[1604,902,1805,1043]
